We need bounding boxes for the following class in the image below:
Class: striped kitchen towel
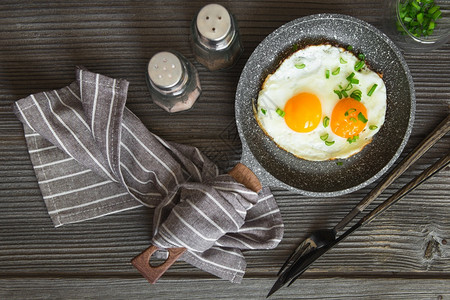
[13,67,283,283]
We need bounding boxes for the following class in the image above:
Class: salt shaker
[146,51,201,113]
[190,3,243,71]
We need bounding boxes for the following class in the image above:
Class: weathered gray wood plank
[1,277,449,299]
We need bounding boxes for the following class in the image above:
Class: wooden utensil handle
[334,114,450,232]
[132,163,262,284]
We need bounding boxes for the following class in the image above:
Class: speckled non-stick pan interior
[235,14,415,197]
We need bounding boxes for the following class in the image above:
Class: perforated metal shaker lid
[148,51,183,89]
[196,4,231,42]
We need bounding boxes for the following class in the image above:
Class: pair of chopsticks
[268,114,450,297]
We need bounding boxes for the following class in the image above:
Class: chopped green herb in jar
[397,0,442,38]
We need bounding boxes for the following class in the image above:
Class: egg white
[255,44,387,161]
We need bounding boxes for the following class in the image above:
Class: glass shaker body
[190,4,243,71]
[146,51,201,113]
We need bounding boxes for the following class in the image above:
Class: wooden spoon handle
[132,163,261,284]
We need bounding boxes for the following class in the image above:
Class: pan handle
[228,162,262,193]
[131,245,186,284]
[131,163,262,284]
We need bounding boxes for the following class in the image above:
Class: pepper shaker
[146,51,201,113]
[190,3,243,71]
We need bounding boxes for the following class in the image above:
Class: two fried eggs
[255,44,387,161]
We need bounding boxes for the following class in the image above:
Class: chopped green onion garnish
[350,117,357,123]
[346,72,355,81]
[341,90,348,98]
[358,53,365,60]
[432,9,441,20]
[429,5,439,14]
[369,125,378,130]
[325,69,330,79]
[320,133,329,141]
[340,57,347,64]
[350,89,362,101]
[344,108,357,116]
[261,108,267,115]
[347,135,359,144]
[276,108,285,117]
[323,116,330,128]
[344,83,353,91]
[332,67,340,75]
[347,45,353,51]
[345,74,359,85]
[367,84,378,96]
[334,90,343,99]
[429,21,435,30]
[336,161,343,166]
[295,63,306,69]
[358,112,368,123]
[354,60,365,71]
[325,140,335,146]
[397,0,442,38]
[417,13,424,25]
[292,44,299,51]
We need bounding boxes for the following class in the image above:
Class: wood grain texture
[0,0,449,299]
[1,277,450,299]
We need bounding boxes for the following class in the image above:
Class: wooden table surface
[1,1,449,299]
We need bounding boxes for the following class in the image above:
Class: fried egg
[255,44,386,161]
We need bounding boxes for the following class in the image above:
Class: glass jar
[382,0,450,52]
[146,51,201,113]
[190,3,243,71]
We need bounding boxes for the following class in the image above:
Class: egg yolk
[331,98,368,139]
[284,92,322,133]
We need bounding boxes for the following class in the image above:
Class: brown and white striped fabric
[13,67,283,283]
